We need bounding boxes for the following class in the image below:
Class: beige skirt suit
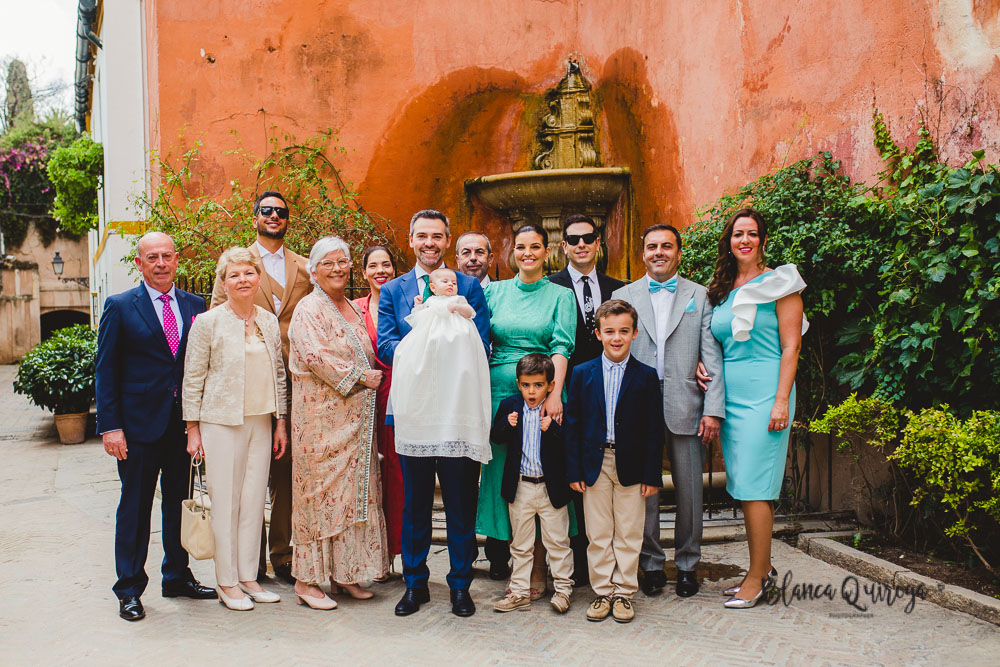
[183,305,287,587]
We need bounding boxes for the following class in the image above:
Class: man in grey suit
[612,223,724,597]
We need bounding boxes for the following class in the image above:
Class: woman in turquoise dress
[477,224,577,592]
[708,208,806,609]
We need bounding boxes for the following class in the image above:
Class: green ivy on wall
[47,133,103,236]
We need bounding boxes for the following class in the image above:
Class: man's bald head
[134,231,179,293]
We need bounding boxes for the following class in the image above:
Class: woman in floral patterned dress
[288,236,389,610]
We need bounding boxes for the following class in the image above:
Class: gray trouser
[640,431,705,573]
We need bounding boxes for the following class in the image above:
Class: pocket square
[684,298,697,313]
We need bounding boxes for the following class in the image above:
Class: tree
[4,59,35,130]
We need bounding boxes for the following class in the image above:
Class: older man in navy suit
[96,232,216,622]
[377,209,490,618]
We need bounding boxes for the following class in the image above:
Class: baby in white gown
[389,268,492,464]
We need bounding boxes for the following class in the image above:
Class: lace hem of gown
[395,439,492,464]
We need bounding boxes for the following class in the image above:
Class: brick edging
[797,531,1000,626]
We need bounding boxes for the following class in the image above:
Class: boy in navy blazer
[490,353,573,614]
[565,300,663,623]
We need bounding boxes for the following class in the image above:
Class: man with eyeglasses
[455,231,495,288]
[210,190,312,586]
[549,213,625,587]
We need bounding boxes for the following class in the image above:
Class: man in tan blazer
[210,190,311,584]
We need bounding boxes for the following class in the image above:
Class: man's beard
[257,221,287,239]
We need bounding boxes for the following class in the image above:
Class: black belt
[604,442,616,450]
[520,474,545,483]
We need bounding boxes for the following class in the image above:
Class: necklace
[228,303,254,326]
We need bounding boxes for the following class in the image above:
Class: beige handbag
[180,455,215,560]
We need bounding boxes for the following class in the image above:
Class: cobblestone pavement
[0,365,997,665]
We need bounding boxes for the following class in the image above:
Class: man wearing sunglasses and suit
[548,213,625,586]
[210,190,312,585]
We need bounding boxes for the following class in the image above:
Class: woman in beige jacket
[183,247,288,611]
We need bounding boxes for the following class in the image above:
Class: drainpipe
[74,0,102,133]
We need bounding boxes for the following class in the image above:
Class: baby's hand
[507,412,518,427]
[413,294,424,306]
[540,416,552,431]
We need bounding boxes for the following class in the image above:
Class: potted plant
[13,324,97,444]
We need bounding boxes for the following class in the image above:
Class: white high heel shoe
[218,587,254,611]
[239,583,280,603]
[723,566,778,597]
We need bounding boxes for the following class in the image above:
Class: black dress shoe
[273,563,296,585]
[641,569,667,596]
[394,588,430,616]
[676,569,699,598]
[119,595,145,621]
[488,560,511,581]
[256,569,270,583]
[450,588,475,617]
[162,578,218,599]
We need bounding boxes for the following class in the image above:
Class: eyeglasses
[317,259,351,270]
[564,232,598,246]
[258,205,289,219]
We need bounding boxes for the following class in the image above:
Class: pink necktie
[159,294,179,357]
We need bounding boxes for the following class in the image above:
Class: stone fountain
[465,60,629,272]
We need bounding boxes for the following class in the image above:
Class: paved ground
[1,365,998,665]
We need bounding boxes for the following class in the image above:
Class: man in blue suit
[377,209,490,618]
[96,232,217,622]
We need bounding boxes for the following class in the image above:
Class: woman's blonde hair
[215,246,263,284]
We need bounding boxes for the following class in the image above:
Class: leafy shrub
[47,133,103,235]
[811,396,1000,574]
[13,325,97,414]
[132,130,399,284]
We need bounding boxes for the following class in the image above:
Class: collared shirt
[144,281,183,340]
[646,273,676,380]
[602,353,628,443]
[257,242,286,310]
[480,275,491,289]
[567,264,599,319]
[519,402,544,476]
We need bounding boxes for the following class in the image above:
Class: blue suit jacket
[376,268,490,366]
[95,284,206,443]
[564,355,664,488]
[491,393,570,508]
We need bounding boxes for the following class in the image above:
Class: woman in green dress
[708,208,805,609]
[476,224,576,593]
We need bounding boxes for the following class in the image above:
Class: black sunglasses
[258,205,289,219]
[564,232,598,246]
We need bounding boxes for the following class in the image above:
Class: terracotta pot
[54,412,88,444]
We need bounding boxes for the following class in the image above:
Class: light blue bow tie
[649,276,677,293]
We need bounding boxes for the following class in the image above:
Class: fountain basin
[465,167,629,212]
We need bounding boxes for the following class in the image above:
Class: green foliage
[893,407,1000,574]
[846,110,1000,410]
[132,130,399,284]
[47,133,103,235]
[809,393,900,452]
[810,395,1000,574]
[13,325,97,414]
[0,113,77,248]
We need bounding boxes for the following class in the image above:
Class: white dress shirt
[646,273,675,380]
[567,264,599,318]
[256,241,286,310]
[519,402,544,476]
[601,353,628,443]
[480,275,491,289]
[144,281,183,339]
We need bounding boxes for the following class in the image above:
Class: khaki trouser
[201,414,273,587]
[508,479,574,597]
[583,449,644,598]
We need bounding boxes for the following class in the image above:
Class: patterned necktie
[421,274,432,300]
[581,276,596,333]
[159,293,179,357]
[649,276,678,293]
